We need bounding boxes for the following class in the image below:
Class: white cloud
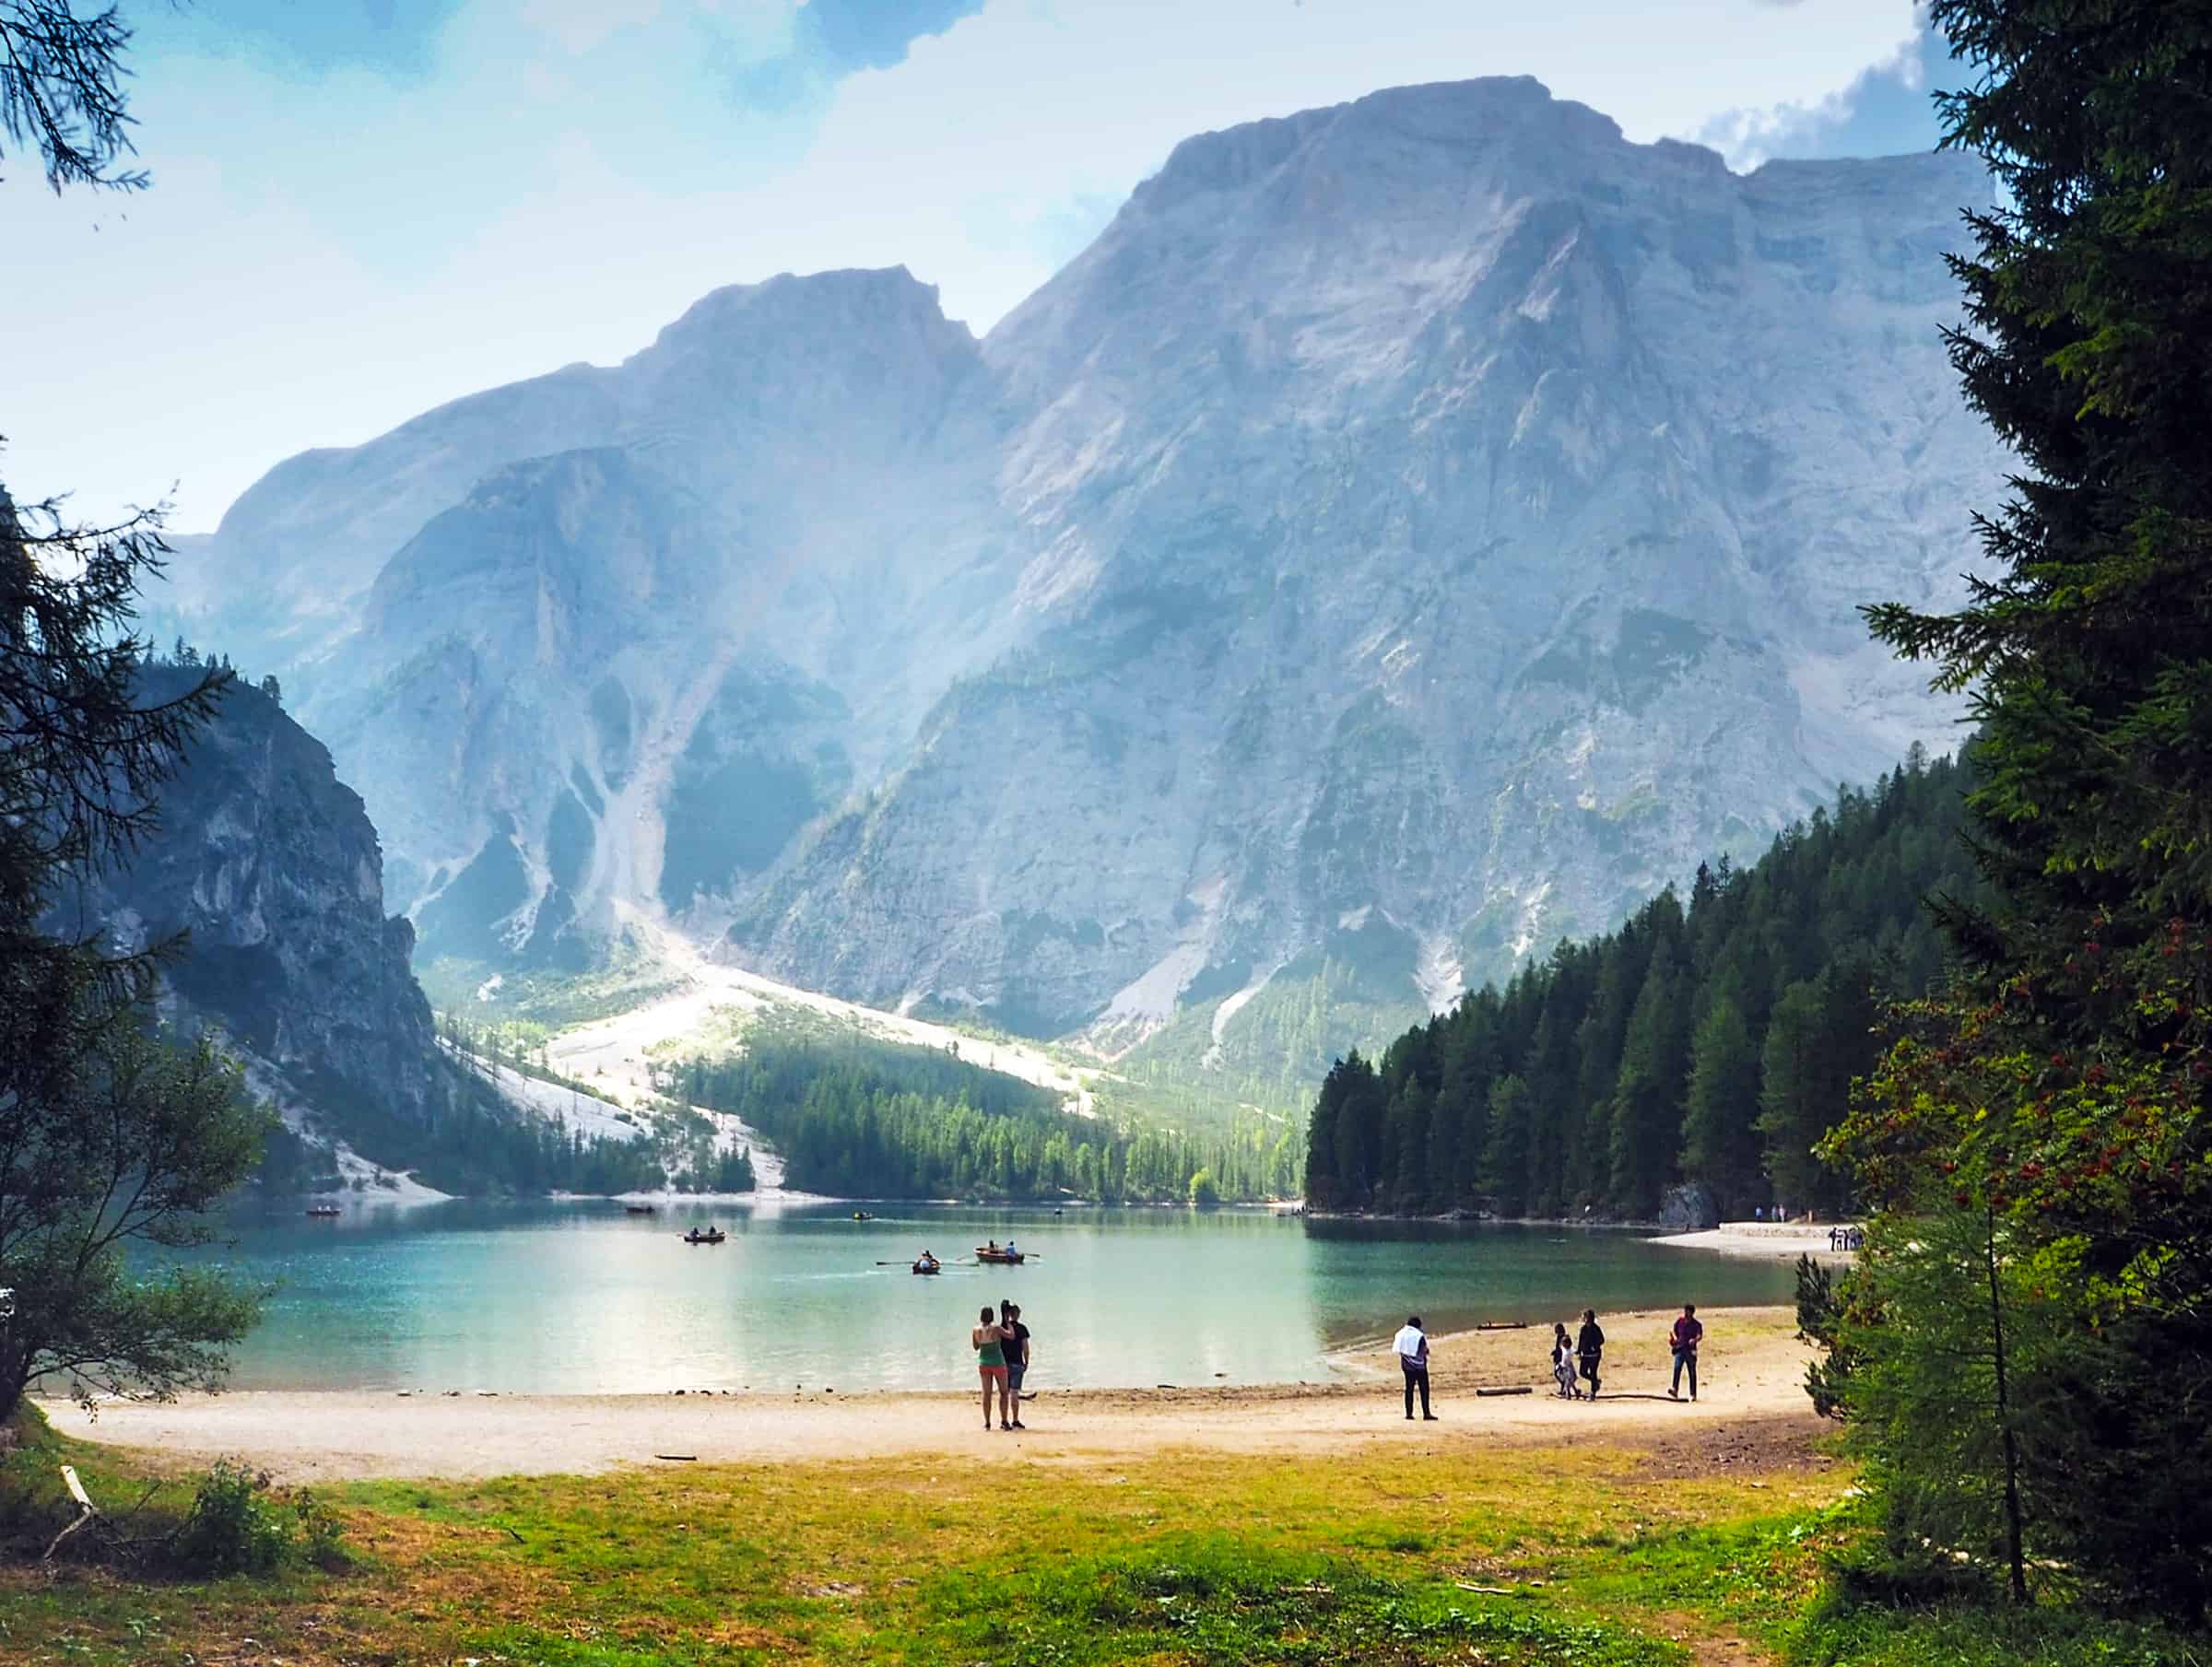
[2,0,1920,532]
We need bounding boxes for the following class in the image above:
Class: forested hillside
[677,1036,1299,1202]
[1305,747,1980,1218]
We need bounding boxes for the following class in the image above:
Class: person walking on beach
[1550,1322,1581,1399]
[1575,1309,1606,1400]
[972,1306,1011,1431]
[1394,1315,1437,1420]
[1668,1303,1704,1402]
[999,1299,1031,1430]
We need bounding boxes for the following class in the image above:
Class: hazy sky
[3,0,1952,532]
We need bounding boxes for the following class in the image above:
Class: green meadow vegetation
[3,1401,2204,1666]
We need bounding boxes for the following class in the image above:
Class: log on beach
[1474,1386,1535,1398]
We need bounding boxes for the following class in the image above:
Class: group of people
[1392,1304,1707,1413]
[1827,1226,1865,1252]
[971,1300,1031,1430]
[963,1297,1709,1429]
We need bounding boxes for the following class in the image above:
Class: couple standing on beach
[971,1301,1031,1431]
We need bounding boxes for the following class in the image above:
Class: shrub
[172,1458,346,1575]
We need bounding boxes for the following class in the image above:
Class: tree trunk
[1984,1207,2030,1603]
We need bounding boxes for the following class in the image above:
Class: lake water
[189,1201,1794,1394]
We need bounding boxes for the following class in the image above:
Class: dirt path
[41,1307,1817,1484]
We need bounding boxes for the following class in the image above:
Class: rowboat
[625,1203,657,1215]
[911,1261,942,1275]
[683,1228,726,1245]
[974,1247,1026,1265]
[304,1204,341,1218]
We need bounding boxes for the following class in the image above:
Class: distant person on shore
[1394,1315,1437,1421]
[1576,1309,1606,1400]
[1000,1299,1030,1430]
[972,1306,1011,1431]
[1550,1323,1580,1400]
[1667,1304,1703,1402]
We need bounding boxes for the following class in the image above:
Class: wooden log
[1475,1385,1535,1398]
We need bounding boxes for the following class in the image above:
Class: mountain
[54,665,449,1189]
[60,666,662,1195]
[164,77,2003,1075]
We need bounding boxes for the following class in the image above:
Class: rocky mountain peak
[173,79,2008,1077]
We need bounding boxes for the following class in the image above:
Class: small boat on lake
[304,1204,342,1218]
[683,1227,726,1245]
[852,1211,874,1221]
[626,1203,657,1215]
[912,1257,941,1275]
[974,1246,1026,1265]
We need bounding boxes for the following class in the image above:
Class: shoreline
[1650,1224,1858,1262]
[39,1305,1816,1483]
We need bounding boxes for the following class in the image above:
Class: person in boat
[972,1306,1012,1432]
[914,1250,940,1273]
[1004,1238,1017,1259]
[986,1239,999,1253]
[999,1300,1030,1430]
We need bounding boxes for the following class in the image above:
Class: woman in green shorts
[972,1306,1010,1430]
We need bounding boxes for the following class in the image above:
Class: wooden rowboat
[973,1248,1026,1265]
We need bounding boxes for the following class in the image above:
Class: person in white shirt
[1393,1315,1437,1421]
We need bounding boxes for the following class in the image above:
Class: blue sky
[3,0,1949,532]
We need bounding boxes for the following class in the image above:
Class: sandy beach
[1650,1223,1857,1262]
[40,1305,1815,1483]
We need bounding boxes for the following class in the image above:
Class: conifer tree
[1823,0,2212,1614]
[1680,996,1762,1212]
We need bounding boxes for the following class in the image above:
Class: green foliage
[903,1539,1681,1666]
[1308,757,1980,1215]
[1832,0,2212,1624]
[0,1019,273,1425]
[1825,1200,2069,1602]
[173,1459,347,1576]
[678,1034,1283,1202]
[1793,1253,1857,1422]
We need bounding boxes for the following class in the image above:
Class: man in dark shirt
[1668,1303,1704,1402]
[1000,1300,1031,1429]
[1576,1309,1606,1400]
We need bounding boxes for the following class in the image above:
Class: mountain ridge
[159,76,2003,1074]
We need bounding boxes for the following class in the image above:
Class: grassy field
[0,1407,2200,1666]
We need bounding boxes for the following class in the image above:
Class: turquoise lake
[186,1202,1795,1394]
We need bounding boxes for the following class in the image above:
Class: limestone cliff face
[65,667,441,1131]
[169,78,2005,1054]
[734,82,2002,1037]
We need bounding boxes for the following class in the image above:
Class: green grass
[4,1403,2203,1666]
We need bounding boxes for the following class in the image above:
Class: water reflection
[186,1201,1793,1393]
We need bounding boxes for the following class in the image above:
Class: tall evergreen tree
[1822,0,2212,1616]
[1607,935,1689,1211]
[1680,996,1762,1213]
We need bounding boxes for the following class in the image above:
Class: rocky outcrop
[62,665,442,1145]
[167,78,2005,1057]
[1658,1182,1721,1233]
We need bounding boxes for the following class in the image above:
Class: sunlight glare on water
[189,1201,1794,1393]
